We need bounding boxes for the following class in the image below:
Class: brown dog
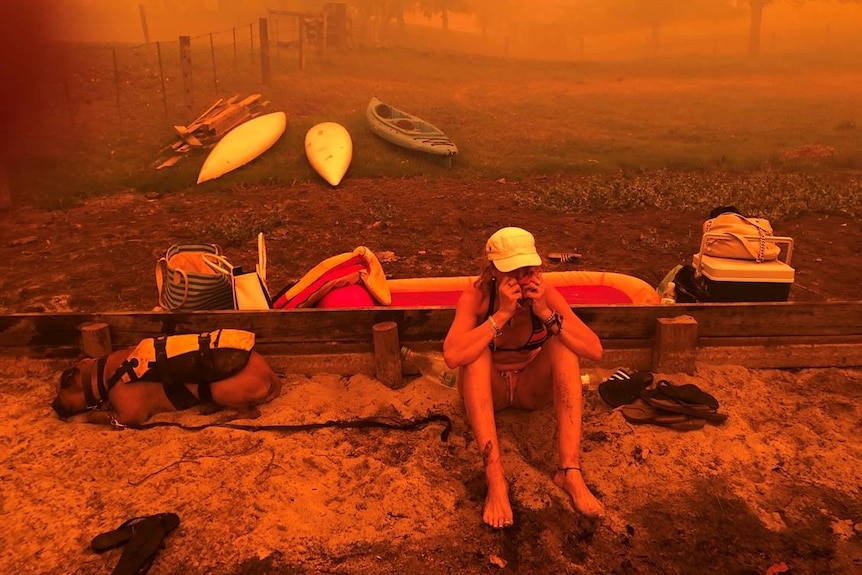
[52,349,282,426]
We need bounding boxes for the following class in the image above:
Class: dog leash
[123,413,453,442]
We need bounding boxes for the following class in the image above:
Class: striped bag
[155,244,234,311]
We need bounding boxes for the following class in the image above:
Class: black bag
[673,265,710,303]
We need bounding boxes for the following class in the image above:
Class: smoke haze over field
[14,1,862,61]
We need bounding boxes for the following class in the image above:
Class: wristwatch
[543,310,563,336]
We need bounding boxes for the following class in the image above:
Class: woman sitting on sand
[443,227,604,528]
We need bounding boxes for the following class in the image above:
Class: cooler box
[692,253,794,302]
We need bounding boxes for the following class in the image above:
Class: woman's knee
[545,338,580,371]
[461,348,493,380]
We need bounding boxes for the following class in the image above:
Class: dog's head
[51,358,97,419]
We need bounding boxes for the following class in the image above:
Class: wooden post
[652,315,698,375]
[0,162,10,211]
[179,35,194,115]
[155,41,168,118]
[80,323,113,358]
[139,4,150,43]
[372,321,404,389]
[111,48,121,116]
[209,33,219,91]
[299,17,307,70]
[319,12,328,61]
[259,17,271,86]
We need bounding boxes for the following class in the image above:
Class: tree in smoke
[746,0,862,57]
[415,0,470,31]
[747,0,775,56]
[588,0,737,55]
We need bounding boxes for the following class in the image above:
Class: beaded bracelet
[488,315,503,337]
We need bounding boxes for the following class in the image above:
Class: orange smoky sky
[0,1,57,158]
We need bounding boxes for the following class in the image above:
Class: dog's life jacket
[103,329,255,410]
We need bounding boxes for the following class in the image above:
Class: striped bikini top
[485,278,549,353]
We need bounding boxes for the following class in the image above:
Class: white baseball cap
[486,227,542,272]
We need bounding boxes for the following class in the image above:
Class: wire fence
[31,5,860,154]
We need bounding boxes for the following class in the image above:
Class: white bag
[203,233,271,310]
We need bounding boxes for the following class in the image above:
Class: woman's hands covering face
[496,276,522,319]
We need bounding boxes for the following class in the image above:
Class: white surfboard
[197,111,287,184]
[305,122,352,186]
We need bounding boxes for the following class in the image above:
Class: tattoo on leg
[482,440,493,467]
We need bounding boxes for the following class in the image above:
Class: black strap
[104,358,139,391]
[153,336,173,388]
[126,414,453,442]
[83,357,103,409]
[153,335,199,411]
[196,333,215,403]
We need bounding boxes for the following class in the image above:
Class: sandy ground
[1,357,861,575]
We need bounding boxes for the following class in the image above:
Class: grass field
[7,32,862,215]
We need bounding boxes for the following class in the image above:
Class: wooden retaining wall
[1,302,860,376]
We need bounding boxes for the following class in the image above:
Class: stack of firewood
[154,93,269,169]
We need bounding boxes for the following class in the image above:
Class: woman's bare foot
[483,472,514,528]
[553,467,604,519]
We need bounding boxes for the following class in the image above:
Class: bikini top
[484,278,549,353]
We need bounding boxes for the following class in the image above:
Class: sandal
[598,369,654,408]
[547,252,582,263]
[91,513,180,575]
[618,399,707,431]
[91,513,180,553]
[652,379,720,410]
[640,391,728,423]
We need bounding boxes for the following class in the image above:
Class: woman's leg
[515,340,605,518]
[459,348,513,528]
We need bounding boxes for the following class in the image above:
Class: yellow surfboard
[304,122,353,186]
[197,111,287,184]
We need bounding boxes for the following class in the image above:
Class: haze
[12,1,862,59]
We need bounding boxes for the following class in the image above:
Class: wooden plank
[204,106,251,137]
[699,343,862,369]
[575,302,862,339]
[190,97,226,125]
[179,133,202,147]
[1,303,861,369]
[262,347,655,377]
[699,334,862,347]
[2,303,861,348]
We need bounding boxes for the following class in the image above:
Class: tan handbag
[701,213,781,262]
[155,244,234,311]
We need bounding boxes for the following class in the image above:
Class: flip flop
[108,513,180,575]
[653,379,720,410]
[547,252,582,263]
[91,513,180,553]
[598,369,654,408]
[640,391,728,423]
[618,400,707,431]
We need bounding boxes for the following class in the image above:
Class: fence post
[139,4,150,43]
[652,316,698,375]
[319,12,328,61]
[299,17,307,70]
[249,23,254,63]
[179,36,194,116]
[111,48,121,117]
[209,33,219,91]
[232,26,237,71]
[259,17,271,86]
[80,323,113,358]
[156,41,168,118]
[0,162,10,211]
[372,322,404,389]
